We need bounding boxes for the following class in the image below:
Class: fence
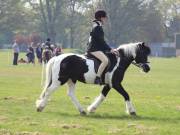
[149,43,176,57]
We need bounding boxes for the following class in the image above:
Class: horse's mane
[117,42,141,58]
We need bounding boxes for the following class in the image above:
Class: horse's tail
[43,58,55,90]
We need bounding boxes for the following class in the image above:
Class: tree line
[0,0,180,50]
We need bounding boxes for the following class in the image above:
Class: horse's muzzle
[141,63,150,73]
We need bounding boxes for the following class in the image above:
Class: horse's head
[134,42,151,73]
[117,42,151,73]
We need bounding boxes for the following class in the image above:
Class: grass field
[0,50,180,135]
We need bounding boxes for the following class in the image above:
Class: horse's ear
[141,42,151,55]
[138,42,145,47]
[142,42,145,46]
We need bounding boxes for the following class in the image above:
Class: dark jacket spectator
[26,46,35,64]
[36,44,43,63]
[45,38,53,51]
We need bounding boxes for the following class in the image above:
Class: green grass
[0,50,180,135]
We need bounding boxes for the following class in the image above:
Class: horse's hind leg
[113,84,136,115]
[87,85,111,113]
[36,81,60,112]
[67,80,86,115]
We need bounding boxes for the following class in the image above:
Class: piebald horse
[36,42,151,115]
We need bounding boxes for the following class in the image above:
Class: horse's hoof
[87,106,96,113]
[37,107,43,112]
[130,112,137,116]
[80,111,87,116]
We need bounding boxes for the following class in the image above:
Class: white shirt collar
[93,20,102,27]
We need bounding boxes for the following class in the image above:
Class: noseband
[131,61,150,73]
[131,61,149,68]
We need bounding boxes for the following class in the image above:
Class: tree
[97,0,146,45]
[91,0,165,44]
[65,0,90,48]
[137,0,166,42]
[0,0,36,44]
[27,0,62,43]
[158,0,180,41]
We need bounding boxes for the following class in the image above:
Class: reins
[131,61,150,68]
[131,61,141,68]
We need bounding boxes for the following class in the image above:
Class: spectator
[42,45,52,63]
[54,46,62,56]
[45,38,53,51]
[12,40,20,65]
[26,45,35,64]
[50,44,56,56]
[36,43,43,64]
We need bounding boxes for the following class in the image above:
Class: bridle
[131,61,150,68]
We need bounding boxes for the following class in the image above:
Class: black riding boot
[94,76,103,85]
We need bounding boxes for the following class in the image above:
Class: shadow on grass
[54,111,180,123]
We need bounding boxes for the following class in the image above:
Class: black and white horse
[36,42,151,115]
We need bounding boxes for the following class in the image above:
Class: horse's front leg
[87,85,111,113]
[113,84,136,115]
[67,80,86,115]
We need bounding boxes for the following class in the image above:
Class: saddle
[85,52,115,84]
[85,53,111,74]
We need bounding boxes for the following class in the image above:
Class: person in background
[54,46,62,56]
[36,43,43,64]
[12,40,20,65]
[50,44,56,56]
[26,45,35,64]
[42,45,52,63]
[45,38,53,51]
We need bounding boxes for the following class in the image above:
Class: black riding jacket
[87,20,111,52]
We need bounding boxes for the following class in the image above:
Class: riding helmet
[46,38,51,42]
[95,10,107,20]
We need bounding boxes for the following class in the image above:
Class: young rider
[87,10,117,84]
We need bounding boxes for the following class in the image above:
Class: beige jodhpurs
[91,51,109,77]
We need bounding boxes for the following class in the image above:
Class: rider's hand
[111,49,119,56]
